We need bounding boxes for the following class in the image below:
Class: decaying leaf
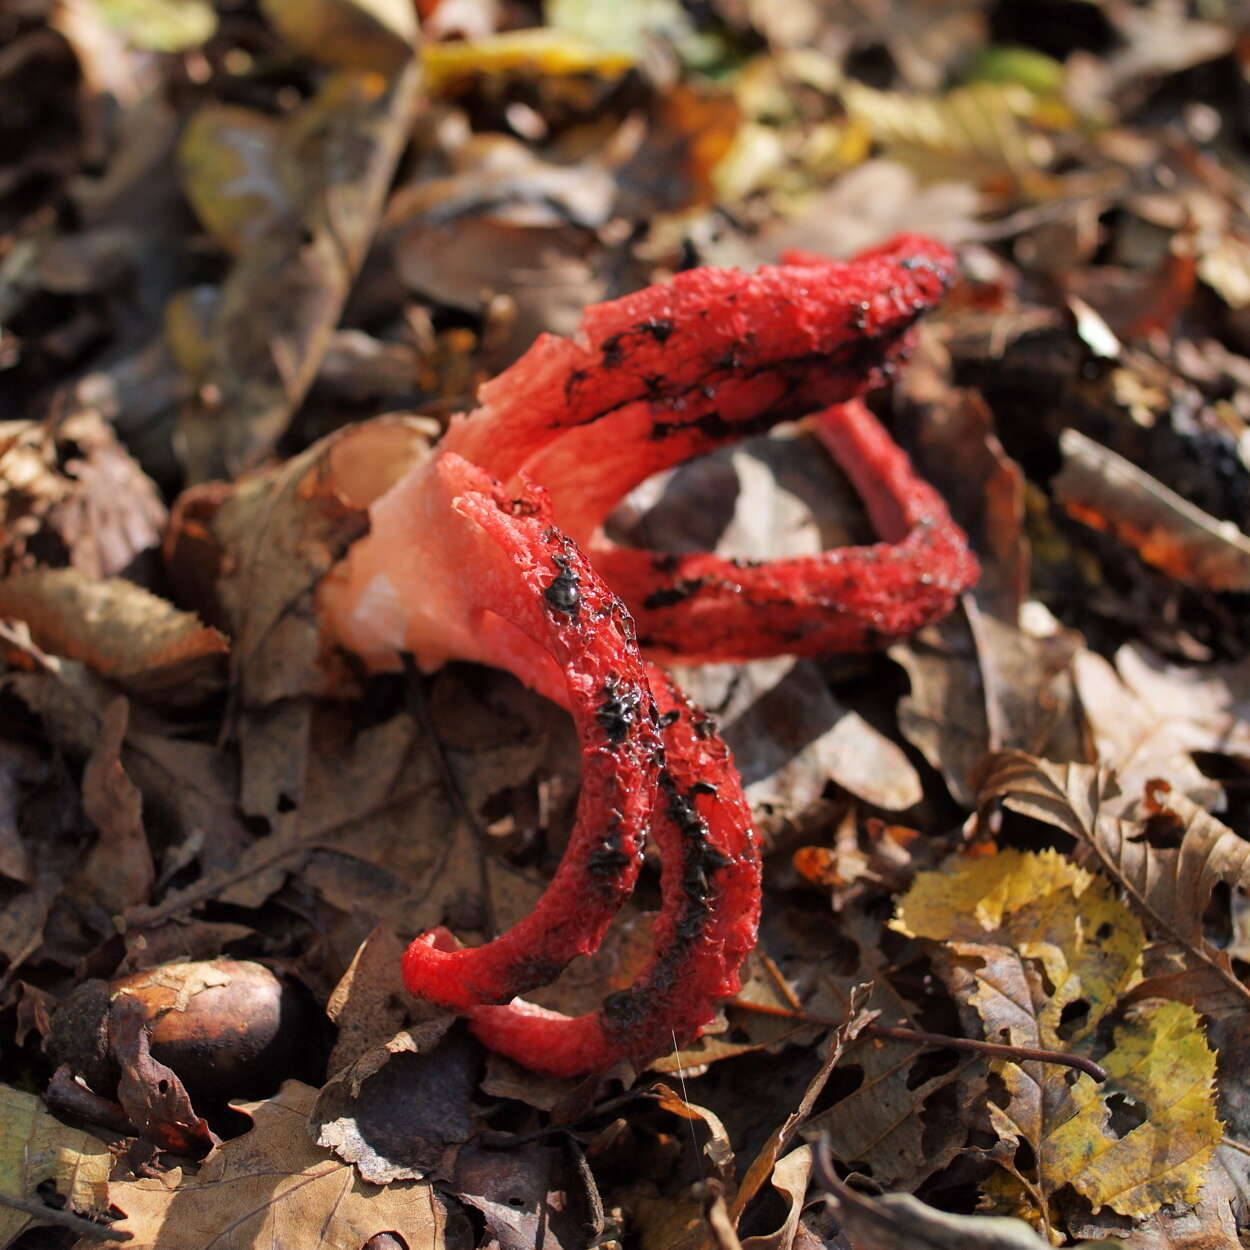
[0,1083,112,1247]
[1055,427,1250,592]
[312,1019,478,1184]
[816,1175,1070,1250]
[894,848,1222,1238]
[177,107,289,255]
[104,1081,459,1248]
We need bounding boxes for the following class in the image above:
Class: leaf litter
[4,1,1250,1248]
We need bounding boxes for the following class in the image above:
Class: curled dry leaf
[0,568,227,706]
[1054,427,1250,591]
[0,412,166,580]
[815,1175,1059,1250]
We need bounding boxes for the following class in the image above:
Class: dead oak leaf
[104,1080,459,1250]
[1072,641,1250,812]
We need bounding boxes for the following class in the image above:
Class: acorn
[47,959,327,1108]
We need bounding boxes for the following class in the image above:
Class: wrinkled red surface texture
[395,455,663,1009]
[318,234,977,1075]
[439,232,978,662]
[466,666,760,1076]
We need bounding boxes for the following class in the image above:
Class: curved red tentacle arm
[322,453,663,1008]
[592,398,978,662]
[433,235,977,662]
[464,664,760,1077]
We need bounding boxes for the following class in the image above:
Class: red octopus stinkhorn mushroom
[317,233,978,1076]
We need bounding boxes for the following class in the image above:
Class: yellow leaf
[421,30,634,94]
[1052,1001,1220,1216]
[841,79,1062,195]
[893,850,1221,1239]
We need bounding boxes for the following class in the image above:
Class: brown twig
[729,998,1109,1083]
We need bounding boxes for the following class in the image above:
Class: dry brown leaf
[1072,641,1250,811]
[171,421,433,709]
[325,925,421,1073]
[452,1139,599,1250]
[5,662,251,885]
[0,568,228,706]
[780,909,985,1191]
[977,750,1250,1013]
[102,1080,458,1249]
[676,656,922,827]
[729,985,872,1227]
[260,0,417,72]
[179,64,422,479]
[892,606,1084,809]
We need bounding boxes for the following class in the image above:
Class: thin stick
[730,998,1109,1083]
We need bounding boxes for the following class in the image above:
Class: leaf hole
[1106,1092,1148,1138]
[1056,998,1089,1041]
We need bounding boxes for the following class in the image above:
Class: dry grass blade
[977,749,1250,1008]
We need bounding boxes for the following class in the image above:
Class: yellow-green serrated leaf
[0,1084,111,1246]
[895,850,1220,1236]
[1060,1000,1221,1216]
[987,1000,1221,1229]
[894,848,1096,949]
